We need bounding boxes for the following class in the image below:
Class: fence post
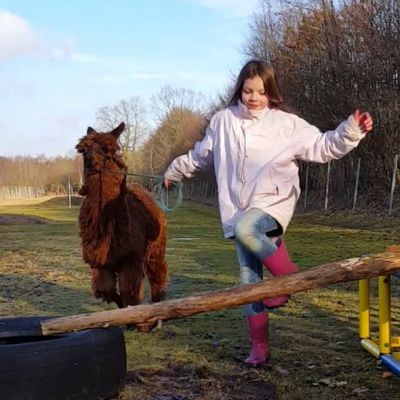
[352,157,361,211]
[303,164,309,210]
[68,179,72,209]
[325,162,331,210]
[388,154,398,216]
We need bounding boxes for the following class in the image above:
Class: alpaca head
[76,122,126,175]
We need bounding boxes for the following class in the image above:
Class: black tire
[0,316,127,400]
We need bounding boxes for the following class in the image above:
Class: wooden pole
[303,164,309,210]
[68,179,72,209]
[389,154,398,216]
[41,250,400,336]
[352,157,361,212]
[325,161,331,209]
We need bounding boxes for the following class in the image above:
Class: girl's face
[241,75,269,112]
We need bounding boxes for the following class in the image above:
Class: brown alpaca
[75,122,169,330]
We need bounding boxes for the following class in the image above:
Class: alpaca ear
[87,126,96,134]
[110,122,125,139]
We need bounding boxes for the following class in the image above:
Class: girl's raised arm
[292,111,372,163]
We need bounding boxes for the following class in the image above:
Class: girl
[163,60,373,367]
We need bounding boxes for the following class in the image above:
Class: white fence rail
[0,186,45,200]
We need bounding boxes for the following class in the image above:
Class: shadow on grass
[115,288,400,400]
[0,270,236,318]
[0,273,96,317]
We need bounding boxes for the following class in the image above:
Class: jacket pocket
[254,166,279,195]
[269,165,298,197]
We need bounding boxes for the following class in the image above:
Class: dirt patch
[123,363,275,400]
[0,214,54,225]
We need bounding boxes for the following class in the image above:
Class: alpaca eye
[102,146,108,153]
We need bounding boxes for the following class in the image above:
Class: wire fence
[0,186,46,200]
[2,154,400,217]
[177,154,400,217]
[0,182,74,202]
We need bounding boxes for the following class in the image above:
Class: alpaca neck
[84,172,124,208]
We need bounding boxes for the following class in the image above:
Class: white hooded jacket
[164,101,366,238]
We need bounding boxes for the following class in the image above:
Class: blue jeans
[233,208,282,316]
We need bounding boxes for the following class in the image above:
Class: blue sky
[0,0,259,157]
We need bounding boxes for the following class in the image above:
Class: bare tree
[142,108,207,175]
[208,78,237,116]
[95,95,150,153]
[149,85,212,124]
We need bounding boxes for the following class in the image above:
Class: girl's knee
[234,212,268,253]
[233,216,253,244]
[235,208,269,234]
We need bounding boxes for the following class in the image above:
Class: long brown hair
[227,59,292,113]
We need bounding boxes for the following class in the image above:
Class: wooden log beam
[41,250,400,336]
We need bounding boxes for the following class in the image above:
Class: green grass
[1,197,400,399]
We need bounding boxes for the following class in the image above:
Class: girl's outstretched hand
[354,110,373,134]
[164,178,171,188]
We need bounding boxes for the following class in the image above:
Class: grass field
[1,196,400,399]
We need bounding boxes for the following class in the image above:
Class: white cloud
[0,10,44,60]
[180,0,259,18]
[0,9,96,62]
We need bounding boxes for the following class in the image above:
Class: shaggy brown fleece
[76,122,169,330]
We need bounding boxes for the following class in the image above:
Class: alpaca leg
[145,216,169,303]
[91,268,123,309]
[118,265,159,333]
[146,256,169,303]
[118,266,144,307]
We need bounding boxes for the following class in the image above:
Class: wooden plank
[387,246,400,279]
[40,250,400,336]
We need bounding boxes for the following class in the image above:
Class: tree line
[0,154,82,192]
[2,0,399,212]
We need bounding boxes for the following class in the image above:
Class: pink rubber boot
[262,239,298,309]
[245,312,269,367]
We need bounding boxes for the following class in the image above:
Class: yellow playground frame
[359,246,400,376]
